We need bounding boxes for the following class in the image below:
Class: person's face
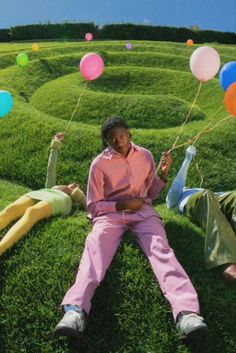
[107,127,131,156]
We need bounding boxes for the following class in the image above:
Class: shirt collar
[102,142,140,160]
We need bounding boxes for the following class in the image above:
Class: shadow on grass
[0,217,235,353]
[56,230,194,353]
[67,220,236,353]
[166,220,236,353]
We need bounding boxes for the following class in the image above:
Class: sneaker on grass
[176,313,208,342]
[55,310,86,338]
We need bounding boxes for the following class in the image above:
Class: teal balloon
[16,53,29,67]
[0,90,14,117]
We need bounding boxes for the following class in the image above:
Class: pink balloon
[80,53,104,81]
[190,46,221,82]
[85,33,93,41]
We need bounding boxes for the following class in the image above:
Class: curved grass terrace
[0,39,235,353]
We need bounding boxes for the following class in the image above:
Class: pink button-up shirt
[87,142,166,219]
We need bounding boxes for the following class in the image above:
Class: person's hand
[57,185,73,195]
[54,132,65,142]
[116,198,145,211]
[160,152,173,181]
[68,182,81,190]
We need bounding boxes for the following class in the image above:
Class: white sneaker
[177,313,208,341]
[55,310,86,338]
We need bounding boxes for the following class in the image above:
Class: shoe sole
[223,272,236,281]
[181,325,209,342]
[55,326,82,338]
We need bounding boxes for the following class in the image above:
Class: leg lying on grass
[55,215,209,343]
[0,200,52,256]
[55,217,125,338]
[133,216,208,343]
[0,196,37,231]
[186,190,236,279]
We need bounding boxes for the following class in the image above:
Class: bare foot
[223,264,236,281]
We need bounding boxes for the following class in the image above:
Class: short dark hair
[101,117,129,147]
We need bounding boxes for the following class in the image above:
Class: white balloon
[190,46,221,82]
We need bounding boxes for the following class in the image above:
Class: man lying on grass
[0,132,86,256]
[166,145,236,281]
[55,117,208,343]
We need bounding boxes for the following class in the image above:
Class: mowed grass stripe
[0,40,235,353]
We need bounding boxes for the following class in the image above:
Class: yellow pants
[0,195,52,256]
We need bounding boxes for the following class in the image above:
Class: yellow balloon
[32,43,40,52]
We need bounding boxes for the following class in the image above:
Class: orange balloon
[224,82,236,116]
[187,39,194,46]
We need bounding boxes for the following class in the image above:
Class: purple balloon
[125,43,133,50]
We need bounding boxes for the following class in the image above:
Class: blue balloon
[219,61,236,91]
[0,90,14,118]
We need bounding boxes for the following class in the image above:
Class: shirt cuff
[157,176,167,189]
[50,139,62,150]
[100,201,117,213]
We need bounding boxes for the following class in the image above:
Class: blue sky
[0,0,235,32]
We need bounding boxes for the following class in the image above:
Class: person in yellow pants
[0,132,86,256]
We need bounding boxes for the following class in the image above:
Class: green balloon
[16,53,29,67]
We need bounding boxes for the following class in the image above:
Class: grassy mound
[0,40,236,353]
[30,71,205,129]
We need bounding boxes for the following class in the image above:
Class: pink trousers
[62,212,200,320]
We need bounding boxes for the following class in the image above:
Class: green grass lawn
[0,40,236,353]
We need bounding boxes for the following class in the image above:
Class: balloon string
[191,115,232,145]
[168,115,231,153]
[144,114,232,196]
[63,81,88,135]
[144,81,203,196]
[144,159,162,197]
[191,103,224,145]
[194,157,204,188]
[171,81,203,150]
[168,139,193,153]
